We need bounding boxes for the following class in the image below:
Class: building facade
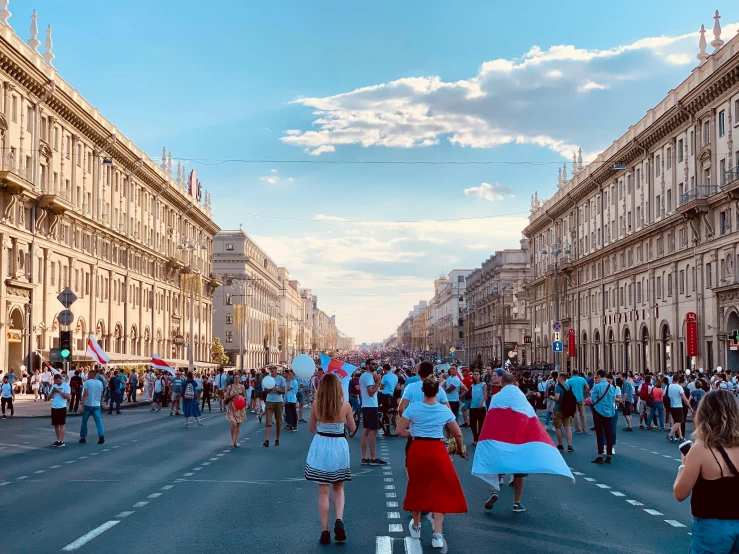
[430,270,472,358]
[277,268,305,364]
[0,13,220,377]
[213,230,281,368]
[524,22,739,375]
[466,243,530,367]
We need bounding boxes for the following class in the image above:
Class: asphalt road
[0,407,692,553]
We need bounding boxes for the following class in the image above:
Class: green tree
[211,338,230,365]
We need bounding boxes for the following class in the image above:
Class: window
[636,206,641,227]
[53,127,59,151]
[637,281,642,303]
[457,276,464,283]
[225,331,233,343]
[656,154,661,177]
[11,95,17,122]
[704,168,711,188]
[636,168,641,189]
[678,139,684,163]
[666,147,672,170]
[719,110,726,137]
[667,190,672,213]
[225,243,234,251]
[26,106,33,132]
[655,196,661,217]
[706,263,712,288]
[735,99,739,124]
[679,270,685,294]
[627,174,632,195]
[667,274,673,297]
[721,210,727,235]
[226,313,233,324]
[703,120,710,145]
[76,144,82,165]
[226,293,233,305]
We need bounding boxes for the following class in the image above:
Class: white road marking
[387,501,398,508]
[385,492,397,498]
[202,462,211,466]
[79,456,88,459]
[89,453,98,456]
[50,465,61,469]
[384,478,394,482]
[384,485,395,490]
[112,446,120,449]
[64,461,75,464]
[610,491,626,497]
[115,512,134,518]
[209,458,218,461]
[161,485,174,490]
[193,467,203,471]
[572,471,585,476]
[595,484,610,489]
[376,536,392,554]
[16,476,28,480]
[583,477,596,482]
[665,520,686,528]
[626,500,644,506]
[383,471,393,476]
[662,455,673,459]
[387,512,400,519]
[0,482,10,486]
[644,509,664,516]
[404,537,423,554]
[640,448,647,451]
[103,449,111,452]
[147,493,162,499]
[674,458,682,462]
[183,473,194,477]
[651,451,659,455]
[222,449,231,453]
[133,501,148,508]
[34,470,45,474]
[389,524,403,532]
[62,521,120,551]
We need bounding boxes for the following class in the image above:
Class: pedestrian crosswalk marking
[404,537,423,554]
[644,509,663,516]
[385,485,395,490]
[595,484,610,489]
[610,491,625,497]
[133,501,148,508]
[665,520,686,528]
[387,501,398,508]
[387,512,400,519]
[384,478,394,482]
[385,492,397,498]
[626,500,644,506]
[388,524,403,532]
[376,536,392,554]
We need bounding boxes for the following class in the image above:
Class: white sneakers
[431,533,444,548]
[408,520,421,539]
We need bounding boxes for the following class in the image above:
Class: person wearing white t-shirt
[359,359,386,466]
[79,369,105,444]
[214,368,228,412]
[49,373,71,447]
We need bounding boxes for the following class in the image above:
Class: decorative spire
[572,152,579,176]
[557,166,562,185]
[27,9,40,52]
[42,24,54,66]
[577,147,584,170]
[167,152,173,175]
[562,162,568,182]
[176,161,183,185]
[711,10,724,51]
[160,147,167,170]
[0,1,12,27]
[697,24,709,64]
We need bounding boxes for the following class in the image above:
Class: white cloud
[666,53,691,65]
[259,169,294,185]
[463,182,515,201]
[280,23,717,160]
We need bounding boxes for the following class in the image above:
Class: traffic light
[60,330,72,360]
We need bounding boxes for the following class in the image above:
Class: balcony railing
[724,168,739,187]
[679,186,716,207]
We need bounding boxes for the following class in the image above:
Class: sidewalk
[7,394,152,418]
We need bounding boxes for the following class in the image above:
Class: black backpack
[560,383,577,418]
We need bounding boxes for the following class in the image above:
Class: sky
[25,0,739,342]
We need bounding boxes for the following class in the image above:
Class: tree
[211,338,230,365]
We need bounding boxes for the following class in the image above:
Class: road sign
[58,310,74,327]
[552,341,563,352]
[450,352,455,357]
[449,347,455,353]
[552,321,562,332]
[553,331,561,342]
[57,287,78,308]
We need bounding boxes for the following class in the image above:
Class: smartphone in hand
[679,440,693,456]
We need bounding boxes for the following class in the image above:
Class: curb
[13,400,153,419]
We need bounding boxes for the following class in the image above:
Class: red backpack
[639,383,650,400]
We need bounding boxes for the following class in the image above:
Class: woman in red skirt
[396,374,468,549]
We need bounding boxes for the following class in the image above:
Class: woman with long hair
[469,369,487,445]
[181,371,203,428]
[397,374,467,549]
[224,375,247,448]
[306,373,356,545]
[674,390,739,552]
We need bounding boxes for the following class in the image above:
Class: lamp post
[540,242,571,373]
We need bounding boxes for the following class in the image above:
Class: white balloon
[262,375,276,390]
[292,354,316,380]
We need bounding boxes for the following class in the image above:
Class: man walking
[69,370,83,412]
[49,372,71,447]
[1,374,14,418]
[79,369,105,444]
[566,369,590,434]
[214,367,228,411]
[590,370,615,464]
[360,358,386,465]
[128,371,138,403]
[263,365,286,447]
[41,366,53,400]
[170,371,184,416]
[108,370,123,415]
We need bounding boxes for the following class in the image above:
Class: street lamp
[540,242,571,373]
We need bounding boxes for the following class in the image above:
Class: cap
[493,368,506,376]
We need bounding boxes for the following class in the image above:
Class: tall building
[277,268,304,363]
[212,230,281,368]
[523,18,739,374]
[0,11,220,377]
[428,269,472,357]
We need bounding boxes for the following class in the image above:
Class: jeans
[691,517,739,553]
[80,406,104,439]
[285,402,298,428]
[349,397,360,415]
[545,410,553,426]
[648,401,665,429]
[592,409,614,456]
[42,382,51,400]
[1,397,13,415]
[609,409,619,446]
[108,394,122,414]
[469,407,486,442]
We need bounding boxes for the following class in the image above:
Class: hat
[493,368,506,376]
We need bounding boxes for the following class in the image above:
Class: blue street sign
[450,352,455,357]
[552,341,563,352]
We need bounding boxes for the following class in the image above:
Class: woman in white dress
[306,373,357,545]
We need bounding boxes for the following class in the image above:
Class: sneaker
[567,446,574,453]
[334,519,346,543]
[370,458,388,466]
[667,435,675,443]
[51,441,61,447]
[431,533,444,548]
[98,437,105,444]
[512,503,527,513]
[263,440,269,448]
[275,440,280,446]
[605,456,612,464]
[623,427,633,432]
[408,520,421,539]
[150,408,156,412]
[611,448,615,455]
[319,531,331,545]
[2,415,7,419]
[591,456,604,464]
[57,442,65,448]
[361,458,370,465]
[484,491,499,510]
[557,444,564,451]
[678,437,686,443]
[299,418,308,423]
[639,424,645,429]
[508,476,515,487]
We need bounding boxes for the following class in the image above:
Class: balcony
[678,186,715,218]
[723,168,739,197]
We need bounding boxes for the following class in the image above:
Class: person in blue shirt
[586,372,595,390]
[285,370,299,431]
[590,369,616,464]
[379,364,399,437]
[566,370,590,434]
[444,366,467,423]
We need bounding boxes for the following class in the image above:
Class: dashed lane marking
[665,520,686,528]
[610,491,626,497]
[183,473,194,477]
[147,493,162,499]
[161,485,174,490]
[50,465,61,469]
[61,520,120,551]
[384,485,395,490]
[572,471,584,476]
[16,476,28,480]
[644,509,664,516]
[595,484,610,489]
[115,512,134,518]
[0,482,10,487]
[384,478,394,482]
[34,470,45,474]
[385,493,397,498]
[132,502,148,508]
[387,501,398,508]
[626,500,644,506]
[583,477,596,482]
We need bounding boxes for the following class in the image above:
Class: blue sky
[26,0,739,342]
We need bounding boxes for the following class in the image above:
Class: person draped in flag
[473,371,574,514]
[396,374,467,550]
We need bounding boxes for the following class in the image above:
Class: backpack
[108,377,117,392]
[663,385,672,410]
[639,383,650,400]
[560,383,577,418]
[184,382,195,400]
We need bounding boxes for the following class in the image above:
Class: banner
[686,312,698,357]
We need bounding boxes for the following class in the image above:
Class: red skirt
[403,439,468,514]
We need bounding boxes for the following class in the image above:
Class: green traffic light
[60,348,71,358]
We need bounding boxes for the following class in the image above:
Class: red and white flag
[37,351,60,375]
[86,336,110,366]
[472,384,574,490]
[151,353,176,375]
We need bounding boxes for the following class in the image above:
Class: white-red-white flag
[37,351,60,375]
[86,336,111,366]
[151,353,176,375]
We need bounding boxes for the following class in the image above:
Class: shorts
[51,408,67,426]
[553,410,572,429]
[265,401,283,427]
[622,403,632,416]
[670,407,684,424]
[637,399,648,415]
[449,401,460,418]
[461,398,471,411]
[362,407,379,431]
[153,392,162,403]
[261,391,268,401]
[378,392,391,412]
[217,389,225,399]
[296,391,304,403]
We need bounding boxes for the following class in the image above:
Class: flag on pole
[319,353,356,379]
[87,336,111,366]
[37,351,60,375]
[151,353,176,375]
[472,384,575,490]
